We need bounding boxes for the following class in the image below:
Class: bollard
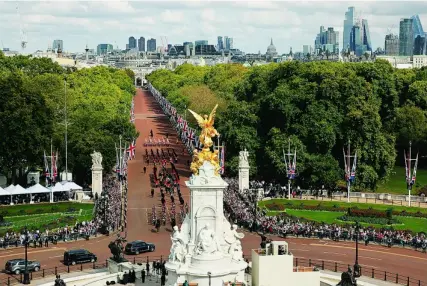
[295,258,298,267]
[55,266,57,276]
[147,256,149,263]
[68,264,70,273]
[384,271,387,281]
[8,277,10,286]
[81,263,83,271]
[134,257,136,264]
[418,280,421,286]
[372,268,374,278]
[396,274,398,283]
[334,262,337,272]
[309,259,312,267]
[43,269,45,277]
[93,261,96,269]
[321,261,324,270]
[106,259,108,267]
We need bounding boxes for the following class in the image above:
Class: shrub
[338,215,401,225]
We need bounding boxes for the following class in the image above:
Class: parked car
[125,240,155,255]
[63,249,97,265]
[5,259,41,275]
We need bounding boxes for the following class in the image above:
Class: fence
[0,255,425,286]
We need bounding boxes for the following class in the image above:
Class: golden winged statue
[188,104,221,176]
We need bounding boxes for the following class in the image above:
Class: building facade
[138,37,145,52]
[195,40,208,46]
[399,18,414,56]
[217,36,223,50]
[52,39,63,51]
[97,44,113,55]
[349,20,372,57]
[147,38,157,52]
[343,7,355,52]
[128,37,137,50]
[315,26,339,54]
[385,34,399,56]
[225,37,233,50]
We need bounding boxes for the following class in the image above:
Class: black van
[63,249,97,265]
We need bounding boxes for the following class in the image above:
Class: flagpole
[50,138,53,183]
[64,77,68,181]
[347,140,351,203]
[408,141,412,207]
[288,139,291,200]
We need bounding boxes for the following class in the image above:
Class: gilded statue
[188,104,221,175]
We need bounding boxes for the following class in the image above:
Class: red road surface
[1,89,426,283]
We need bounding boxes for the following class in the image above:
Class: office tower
[97,44,113,55]
[303,45,311,55]
[399,18,414,56]
[217,36,223,50]
[414,35,426,55]
[384,34,399,55]
[361,19,372,52]
[195,40,208,46]
[128,37,137,50]
[52,39,64,51]
[147,38,156,52]
[225,37,233,50]
[315,26,339,54]
[224,36,229,49]
[138,37,145,52]
[343,7,355,52]
[183,41,193,48]
[411,15,426,55]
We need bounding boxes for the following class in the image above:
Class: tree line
[147,60,427,192]
[0,52,138,186]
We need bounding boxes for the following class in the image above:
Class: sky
[0,0,426,54]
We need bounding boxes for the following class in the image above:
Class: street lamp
[23,227,30,284]
[207,272,211,286]
[353,221,361,278]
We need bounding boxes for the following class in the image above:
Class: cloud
[160,9,185,23]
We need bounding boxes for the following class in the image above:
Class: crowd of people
[0,221,98,249]
[224,178,427,252]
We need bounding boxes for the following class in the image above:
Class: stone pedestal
[165,161,247,286]
[75,190,85,202]
[238,149,250,191]
[91,151,103,197]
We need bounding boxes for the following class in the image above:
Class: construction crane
[160,36,169,52]
[387,24,396,36]
[16,5,27,50]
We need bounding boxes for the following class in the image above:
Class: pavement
[0,88,426,285]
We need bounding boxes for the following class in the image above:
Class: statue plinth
[238,149,250,191]
[91,151,103,197]
[165,161,247,286]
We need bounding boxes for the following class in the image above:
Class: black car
[63,249,97,265]
[125,240,155,255]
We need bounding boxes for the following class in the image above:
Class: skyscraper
[97,44,113,55]
[128,37,137,50]
[399,18,414,56]
[52,39,63,52]
[147,38,156,52]
[343,7,355,52]
[217,36,223,50]
[226,37,233,50]
[411,15,426,55]
[195,40,208,46]
[361,19,372,52]
[384,34,399,56]
[349,19,372,56]
[138,37,145,52]
[315,26,339,53]
[224,36,229,49]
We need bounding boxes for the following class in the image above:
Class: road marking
[310,244,427,261]
[0,248,66,259]
[292,249,310,252]
[49,255,63,259]
[323,251,347,256]
[359,256,382,261]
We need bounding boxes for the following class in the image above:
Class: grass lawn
[274,209,427,233]
[259,198,427,214]
[376,166,427,195]
[0,203,94,236]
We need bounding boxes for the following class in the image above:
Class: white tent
[62,181,83,191]
[26,183,51,194]
[4,184,15,191]
[0,186,10,196]
[10,184,28,195]
[52,182,66,192]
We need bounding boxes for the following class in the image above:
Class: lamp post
[353,221,361,278]
[23,227,30,284]
[207,271,211,286]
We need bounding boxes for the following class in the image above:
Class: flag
[115,143,120,175]
[288,149,296,179]
[404,151,409,183]
[219,145,225,175]
[343,148,349,182]
[127,141,136,160]
[51,151,58,182]
[44,151,50,184]
[350,152,357,182]
[412,153,419,185]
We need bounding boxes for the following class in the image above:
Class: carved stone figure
[239,149,249,165]
[169,226,187,263]
[224,224,245,255]
[195,223,220,255]
[91,151,103,166]
[231,240,244,261]
[109,233,127,263]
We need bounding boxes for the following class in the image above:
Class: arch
[195,205,217,236]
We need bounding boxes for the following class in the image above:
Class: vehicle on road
[63,249,97,266]
[5,259,41,275]
[125,240,155,255]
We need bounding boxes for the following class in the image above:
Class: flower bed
[338,215,401,225]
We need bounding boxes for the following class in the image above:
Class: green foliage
[338,215,401,225]
[148,60,427,191]
[0,56,137,185]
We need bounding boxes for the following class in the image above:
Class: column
[91,151,103,198]
[238,149,250,191]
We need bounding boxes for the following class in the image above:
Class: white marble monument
[238,149,250,191]
[91,151,103,197]
[165,161,248,286]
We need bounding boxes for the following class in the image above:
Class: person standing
[143,166,147,174]
[141,269,146,283]
[146,261,150,276]
[150,130,153,137]
[160,273,166,286]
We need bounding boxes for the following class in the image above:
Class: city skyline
[0,1,427,54]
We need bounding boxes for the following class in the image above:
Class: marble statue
[231,240,244,261]
[169,226,187,263]
[224,224,245,257]
[91,151,102,166]
[239,149,249,165]
[195,223,220,255]
[188,105,221,175]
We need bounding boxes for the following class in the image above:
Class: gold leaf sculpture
[188,104,221,176]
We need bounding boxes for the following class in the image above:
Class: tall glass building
[399,18,414,56]
[411,15,426,55]
[52,39,63,51]
[96,44,113,55]
[343,7,355,52]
